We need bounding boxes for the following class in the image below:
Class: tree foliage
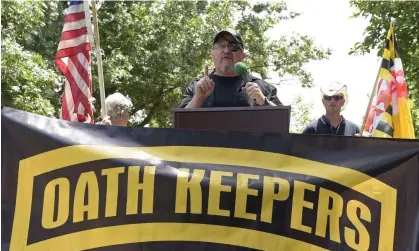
[350,0,419,138]
[289,96,314,133]
[1,1,63,117]
[1,0,331,127]
[1,39,61,117]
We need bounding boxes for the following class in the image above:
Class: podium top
[171,105,290,113]
[171,106,291,133]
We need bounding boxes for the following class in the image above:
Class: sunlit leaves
[1,39,61,117]
[1,0,330,127]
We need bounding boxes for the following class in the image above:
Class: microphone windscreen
[234,62,248,76]
[234,62,254,106]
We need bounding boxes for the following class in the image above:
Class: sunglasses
[323,95,343,101]
[213,41,243,52]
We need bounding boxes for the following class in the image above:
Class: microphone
[234,62,255,106]
[234,62,250,85]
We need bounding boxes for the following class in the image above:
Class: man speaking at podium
[179,30,282,108]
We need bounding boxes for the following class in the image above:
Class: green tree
[1,0,331,127]
[350,0,419,138]
[1,39,61,117]
[1,1,62,117]
[290,95,314,133]
[1,1,67,62]
[97,0,330,127]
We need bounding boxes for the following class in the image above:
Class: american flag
[56,1,94,123]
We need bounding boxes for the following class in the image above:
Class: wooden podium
[171,106,291,133]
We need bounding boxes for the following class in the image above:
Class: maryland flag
[363,21,415,139]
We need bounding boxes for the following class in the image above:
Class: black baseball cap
[213,29,244,50]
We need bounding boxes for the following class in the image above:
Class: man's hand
[186,66,214,108]
[195,76,215,100]
[195,66,214,100]
[96,116,112,125]
[242,82,265,106]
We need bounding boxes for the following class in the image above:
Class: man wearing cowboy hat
[303,82,360,136]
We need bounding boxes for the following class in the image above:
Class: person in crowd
[303,82,360,136]
[97,92,133,127]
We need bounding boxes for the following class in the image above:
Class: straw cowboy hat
[320,81,348,111]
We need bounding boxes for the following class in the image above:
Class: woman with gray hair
[97,92,133,127]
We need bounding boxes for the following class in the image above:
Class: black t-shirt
[302,115,360,136]
[179,71,282,108]
[212,75,249,107]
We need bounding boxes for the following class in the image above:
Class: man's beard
[328,106,340,113]
[221,63,233,73]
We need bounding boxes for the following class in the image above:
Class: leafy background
[1,0,417,137]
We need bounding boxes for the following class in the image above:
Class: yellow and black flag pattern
[363,21,415,139]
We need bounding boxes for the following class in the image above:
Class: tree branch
[137,85,178,127]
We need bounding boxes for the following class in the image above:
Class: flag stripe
[60,27,88,41]
[67,56,91,98]
[57,58,91,111]
[62,79,78,122]
[63,19,86,32]
[65,81,78,121]
[61,89,72,121]
[373,129,393,138]
[74,53,92,93]
[64,12,85,23]
[386,104,393,114]
[381,112,393,126]
[385,39,390,50]
[76,52,90,73]
[56,43,90,59]
[78,52,93,93]
[58,34,88,51]
[376,121,394,137]
[381,58,394,71]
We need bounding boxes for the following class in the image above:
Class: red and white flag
[56,1,94,123]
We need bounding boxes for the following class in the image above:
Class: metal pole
[91,0,107,118]
[360,58,382,136]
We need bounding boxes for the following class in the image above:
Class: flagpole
[91,0,107,118]
[84,1,94,53]
[360,58,382,136]
[83,0,95,113]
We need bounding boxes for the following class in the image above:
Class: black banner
[2,107,419,251]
